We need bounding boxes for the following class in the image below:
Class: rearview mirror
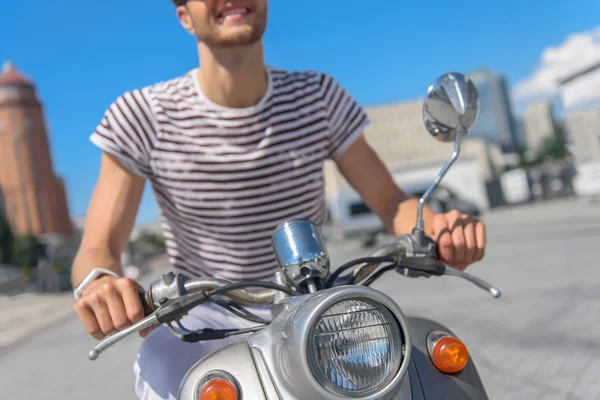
[423,72,479,142]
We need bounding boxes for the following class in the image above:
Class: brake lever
[88,313,160,361]
[443,265,502,298]
[395,256,501,298]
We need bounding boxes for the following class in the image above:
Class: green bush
[0,214,15,265]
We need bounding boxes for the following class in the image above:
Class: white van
[326,181,481,246]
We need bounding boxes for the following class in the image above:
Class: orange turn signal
[431,336,469,374]
[198,378,238,400]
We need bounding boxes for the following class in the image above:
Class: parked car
[413,185,481,217]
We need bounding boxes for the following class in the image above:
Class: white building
[323,100,505,197]
[522,101,555,154]
[564,108,600,163]
[323,99,509,237]
[557,61,600,198]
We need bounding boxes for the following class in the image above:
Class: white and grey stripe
[90,67,369,281]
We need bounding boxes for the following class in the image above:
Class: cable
[326,256,397,288]
[205,294,271,324]
[343,261,387,285]
[156,280,296,324]
[361,265,397,287]
[166,322,266,343]
[175,319,194,333]
[327,261,380,287]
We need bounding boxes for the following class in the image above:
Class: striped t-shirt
[90,66,370,281]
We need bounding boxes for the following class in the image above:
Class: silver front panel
[177,341,266,400]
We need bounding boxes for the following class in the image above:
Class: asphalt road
[1,199,599,399]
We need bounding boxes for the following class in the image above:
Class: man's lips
[217,1,254,21]
[219,7,250,21]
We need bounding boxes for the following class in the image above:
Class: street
[1,199,599,399]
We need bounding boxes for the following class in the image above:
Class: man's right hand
[71,153,155,339]
[74,275,155,340]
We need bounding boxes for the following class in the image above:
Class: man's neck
[197,41,268,109]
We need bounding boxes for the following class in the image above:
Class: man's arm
[72,152,153,339]
[334,136,485,269]
[334,136,436,237]
[71,152,145,286]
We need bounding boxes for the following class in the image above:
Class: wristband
[73,268,120,300]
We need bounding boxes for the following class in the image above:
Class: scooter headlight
[307,298,404,397]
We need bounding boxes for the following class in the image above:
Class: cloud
[512,26,600,106]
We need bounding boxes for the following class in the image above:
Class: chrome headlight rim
[307,297,405,398]
[299,286,412,400]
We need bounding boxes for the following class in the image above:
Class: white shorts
[133,301,272,400]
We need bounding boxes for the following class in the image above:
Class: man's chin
[208,29,265,48]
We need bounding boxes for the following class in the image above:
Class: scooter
[87,72,501,399]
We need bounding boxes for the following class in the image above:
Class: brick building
[0,61,72,236]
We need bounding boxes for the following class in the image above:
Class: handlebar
[87,234,501,361]
[358,233,502,298]
[88,278,286,361]
[183,278,277,305]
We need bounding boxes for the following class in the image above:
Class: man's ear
[176,7,197,35]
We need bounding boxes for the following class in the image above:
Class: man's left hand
[431,210,486,270]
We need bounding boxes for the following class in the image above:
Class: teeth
[222,7,248,17]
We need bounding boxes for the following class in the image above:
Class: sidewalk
[0,292,75,349]
[0,254,170,351]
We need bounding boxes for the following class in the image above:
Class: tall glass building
[468,69,521,153]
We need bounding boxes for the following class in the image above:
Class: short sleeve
[321,74,371,161]
[90,89,157,179]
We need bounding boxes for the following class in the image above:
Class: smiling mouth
[217,7,252,23]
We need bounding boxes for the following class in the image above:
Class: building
[558,61,600,112]
[557,61,600,164]
[564,109,600,163]
[322,98,508,228]
[522,100,555,154]
[467,69,521,152]
[324,99,505,195]
[0,61,72,237]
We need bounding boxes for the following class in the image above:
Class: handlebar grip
[398,256,445,276]
[139,291,155,316]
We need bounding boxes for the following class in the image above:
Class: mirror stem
[414,133,463,244]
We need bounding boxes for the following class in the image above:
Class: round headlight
[308,298,404,397]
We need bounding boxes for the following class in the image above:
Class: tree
[514,144,532,169]
[532,122,570,163]
[13,234,44,278]
[513,121,570,169]
[0,214,15,265]
[136,231,166,250]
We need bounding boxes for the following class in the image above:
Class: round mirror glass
[422,72,480,142]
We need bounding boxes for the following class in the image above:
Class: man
[72,1,486,398]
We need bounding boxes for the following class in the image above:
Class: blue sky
[1,0,599,224]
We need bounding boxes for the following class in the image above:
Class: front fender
[404,316,489,400]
